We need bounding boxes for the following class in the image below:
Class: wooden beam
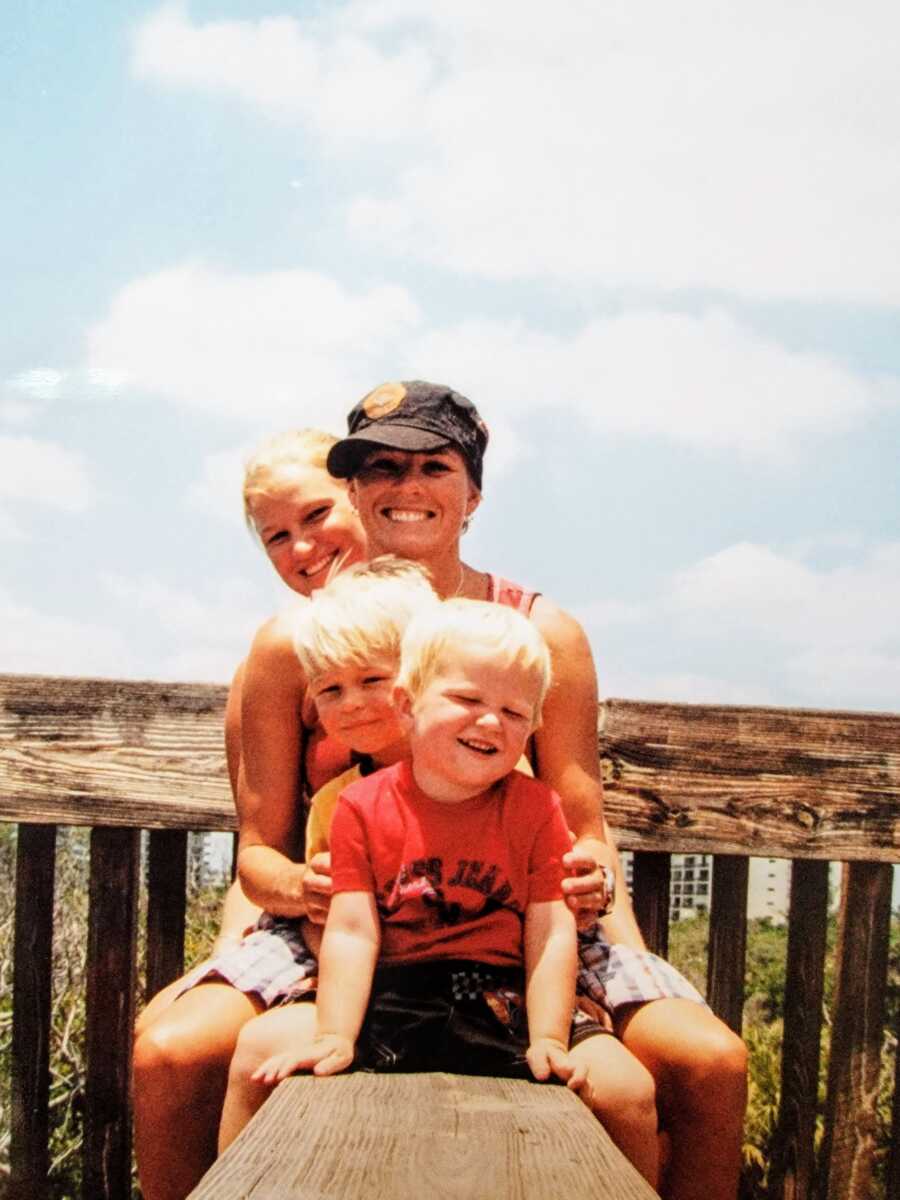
[4,676,900,859]
[630,851,670,958]
[706,855,748,1033]
[146,829,188,1002]
[818,861,893,1200]
[767,859,829,1200]
[188,1073,660,1199]
[10,823,56,1200]
[83,827,140,1200]
[599,698,900,860]
[0,674,233,830]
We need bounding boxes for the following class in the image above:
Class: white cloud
[0,586,135,678]
[0,436,96,511]
[131,4,432,141]
[87,267,896,456]
[102,572,269,647]
[133,1,900,301]
[408,309,895,457]
[590,541,900,710]
[86,263,420,424]
[187,445,253,528]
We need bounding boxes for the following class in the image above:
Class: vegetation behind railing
[2,673,899,1200]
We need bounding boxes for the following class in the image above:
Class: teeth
[460,738,497,754]
[302,552,335,577]
[385,509,430,522]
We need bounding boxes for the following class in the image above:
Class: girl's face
[348,447,480,560]
[248,463,365,596]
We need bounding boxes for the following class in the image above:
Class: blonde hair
[398,599,552,724]
[292,557,438,681]
[242,429,339,531]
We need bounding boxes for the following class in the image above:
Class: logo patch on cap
[362,382,406,420]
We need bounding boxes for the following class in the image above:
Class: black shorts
[355,959,606,1078]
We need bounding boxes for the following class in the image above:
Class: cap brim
[327,425,451,478]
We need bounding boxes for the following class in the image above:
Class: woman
[133,429,367,1200]
[238,382,747,1200]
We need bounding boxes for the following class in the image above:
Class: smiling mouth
[458,737,498,755]
[382,508,434,523]
[301,550,337,578]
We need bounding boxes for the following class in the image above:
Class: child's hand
[526,1037,587,1089]
[250,1033,354,1083]
[302,851,333,924]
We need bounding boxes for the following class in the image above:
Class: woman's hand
[562,839,616,928]
[302,851,333,924]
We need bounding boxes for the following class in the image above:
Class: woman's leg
[133,982,263,1200]
[616,999,748,1200]
[568,1033,659,1189]
[219,1002,319,1153]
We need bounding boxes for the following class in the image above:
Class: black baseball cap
[327,380,489,490]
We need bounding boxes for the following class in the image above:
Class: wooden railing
[2,674,899,1200]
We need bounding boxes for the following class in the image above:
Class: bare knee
[675,1022,748,1114]
[583,1052,657,1128]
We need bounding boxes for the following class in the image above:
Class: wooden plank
[886,1004,900,1200]
[599,698,900,860]
[10,823,56,1200]
[630,851,670,958]
[83,827,140,1200]
[767,859,829,1200]
[818,861,893,1200]
[0,674,233,830]
[188,1073,660,1199]
[146,829,188,1002]
[2,677,900,859]
[706,855,748,1032]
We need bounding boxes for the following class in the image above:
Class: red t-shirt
[330,761,570,967]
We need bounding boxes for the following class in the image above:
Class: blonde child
[219,599,659,1188]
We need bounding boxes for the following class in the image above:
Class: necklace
[452,563,465,597]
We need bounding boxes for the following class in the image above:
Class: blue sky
[2,0,899,717]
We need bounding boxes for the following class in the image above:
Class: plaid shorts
[576,923,706,1016]
[177,915,705,1019]
[175,913,319,1008]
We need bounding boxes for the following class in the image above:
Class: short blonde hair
[292,557,438,681]
[242,429,339,530]
[398,599,552,724]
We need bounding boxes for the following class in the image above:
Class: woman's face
[348,447,480,560]
[248,463,366,595]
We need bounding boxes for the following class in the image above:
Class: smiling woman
[133,383,747,1200]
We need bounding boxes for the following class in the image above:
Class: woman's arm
[529,595,645,948]
[523,898,580,1084]
[236,611,317,917]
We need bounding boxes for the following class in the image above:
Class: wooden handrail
[3,675,900,857]
[2,672,899,1200]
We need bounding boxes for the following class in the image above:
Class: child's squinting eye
[303,504,330,524]
[503,708,529,722]
[363,675,389,686]
[265,531,288,547]
[315,684,341,699]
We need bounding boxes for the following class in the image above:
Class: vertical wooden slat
[818,861,892,1200]
[767,859,829,1200]
[630,851,671,958]
[706,855,748,1032]
[146,828,188,1002]
[83,827,140,1200]
[10,823,57,1200]
[887,1008,900,1200]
